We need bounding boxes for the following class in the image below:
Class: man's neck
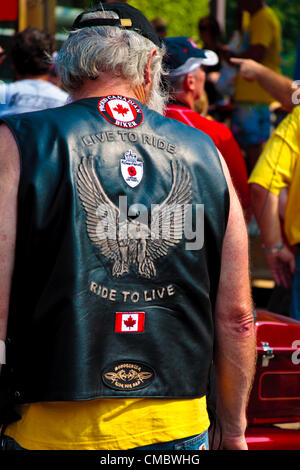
[168,98,190,108]
[170,91,194,110]
[71,73,141,102]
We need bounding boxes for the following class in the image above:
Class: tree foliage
[60,0,299,76]
[128,0,210,40]
[267,0,300,76]
[130,0,299,76]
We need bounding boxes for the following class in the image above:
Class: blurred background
[0,0,299,81]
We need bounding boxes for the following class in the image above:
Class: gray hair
[166,74,186,96]
[56,13,167,112]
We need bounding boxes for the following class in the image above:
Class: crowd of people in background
[162,1,298,323]
[0,0,299,321]
[149,0,300,322]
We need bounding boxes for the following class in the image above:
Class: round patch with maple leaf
[98,95,143,128]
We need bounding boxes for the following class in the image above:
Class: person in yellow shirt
[249,106,300,320]
[229,0,282,174]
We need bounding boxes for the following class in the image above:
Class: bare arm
[250,183,295,288]
[214,153,256,450]
[230,58,296,112]
[0,124,20,374]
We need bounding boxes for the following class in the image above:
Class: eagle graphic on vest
[77,156,192,279]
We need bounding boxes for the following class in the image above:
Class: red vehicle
[245,309,300,450]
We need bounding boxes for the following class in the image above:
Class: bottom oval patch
[102,361,155,391]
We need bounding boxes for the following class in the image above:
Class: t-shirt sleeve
[249,108,300,194]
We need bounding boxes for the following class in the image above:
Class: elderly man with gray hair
[0,3,255,451]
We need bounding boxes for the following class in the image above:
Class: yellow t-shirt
[5,397,209,450]
[249,106,300,246]
[234,7,282,104]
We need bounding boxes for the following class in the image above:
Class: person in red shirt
[164,37,251,221]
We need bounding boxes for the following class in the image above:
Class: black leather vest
[0,96,229,405]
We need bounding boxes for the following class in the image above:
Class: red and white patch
[120,149,143,188]
[98,95,143,128]
[115,312,145,333]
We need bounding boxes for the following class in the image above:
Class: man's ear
[184,73,196,92]
[144,49,157,85]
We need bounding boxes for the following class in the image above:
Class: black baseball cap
[164,36,218,77]
[72,2,161,48]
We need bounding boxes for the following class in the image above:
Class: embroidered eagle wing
[77,156,193,279]
[146,159,193,260]
[77,156,120,261]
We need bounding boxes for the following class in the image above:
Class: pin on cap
[72,2,161,48]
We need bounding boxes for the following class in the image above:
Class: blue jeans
[1,431,209,451]
[231,102,271,148]
[132,430,209,450]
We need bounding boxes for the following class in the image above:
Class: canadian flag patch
[115,312,145,333]
[98,95,143,128]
